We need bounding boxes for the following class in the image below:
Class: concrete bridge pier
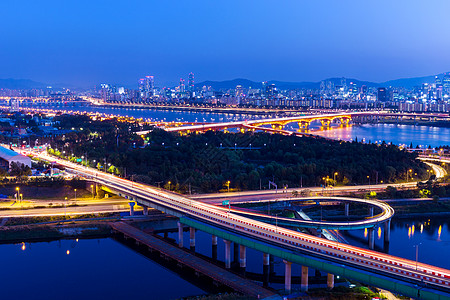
[263,253,270,287]
[369,206,374,217]
[384,219,391,243]
[345,203,349,217]
[283,260,292,294]
[368,228,375,249]
[142,206,149,216]
[224,240,231,269]
[239,245,246,275]
[327,273,334,289]
[212,235,218,261]
[269,254,275,279]
[233,242,239,265]
[189,227,196,251]
[129,202,135,216]
[177,222,184,248]
[301,265,309,292]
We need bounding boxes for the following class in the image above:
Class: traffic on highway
[31,150,450,293]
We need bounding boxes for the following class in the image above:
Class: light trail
[27,150,450,292]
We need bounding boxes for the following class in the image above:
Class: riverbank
[0,220,112,243]
[95,102,303,115]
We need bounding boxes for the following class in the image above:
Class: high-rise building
[145,76,154,96]
[377,87,387,102]
[188,73,194,92]
[443,73,450,95]
[262,81,268,96]
[138,76,155,98]
[179,78,185,93]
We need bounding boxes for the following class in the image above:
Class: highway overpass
[30,151,450,300]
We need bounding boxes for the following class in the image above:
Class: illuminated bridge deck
[111,221,280,300]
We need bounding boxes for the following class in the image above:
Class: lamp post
[334,172,338,185]
[414,243,422,271]
[407,169,412,182]
[168,181,171,191]
[64,196,68,218]
[226,180,230,193]
[74,189,77,203]
[367,175,370,190]
[16,187,20,203]
[275,213,280,234]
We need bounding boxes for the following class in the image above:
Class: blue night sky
[1,0,450,87]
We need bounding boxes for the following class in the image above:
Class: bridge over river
[33,151,450,300]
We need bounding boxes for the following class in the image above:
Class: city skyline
[2,1,450,87]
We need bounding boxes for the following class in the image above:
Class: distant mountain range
[196,72,450,90]
[1,71,449,90]
[0,78,47,89]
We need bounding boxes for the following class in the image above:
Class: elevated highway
[159,111,450,135]
[30,151,450,299]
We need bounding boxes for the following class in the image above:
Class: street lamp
[16,187,20,202]
[64,196,68,218]
[407,169,413,182]
[367,175,370,190]
[226,180,230,193]
[74,189,77,202]
[334,172,338,185]
[275,212,280,234]
[168,181,171,190]
[414,243,422,271]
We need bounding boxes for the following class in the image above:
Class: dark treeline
[50,115,428,193]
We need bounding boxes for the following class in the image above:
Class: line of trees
[48,115,429,193]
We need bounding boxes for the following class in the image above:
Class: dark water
[20,103,450,147]
[347,216,450,269]
[315,123,450,148]
[1,217,448,297]
[0,238,205,300]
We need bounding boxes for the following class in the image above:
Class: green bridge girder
[180,217,450,300]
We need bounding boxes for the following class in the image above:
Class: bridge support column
[384,219,391,243]
[369,206,374,217]
[368,228,375,249]
[129,202,135,216]
[327,273,334,290]
[224,240,231,269]
[345,203,349,217]
[177,222,184,248]
[283,260,292,294]
[263,253,270,287]
[142,206,149,216]
[301,265,309,292]
[239,245,246,274]
[269,254,275,279]
[212,235,218,261]
[189,227,196,251]
[234,243,239,265]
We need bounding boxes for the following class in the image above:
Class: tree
[9,162,32,180]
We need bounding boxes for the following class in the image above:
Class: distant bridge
[151,111,450,135]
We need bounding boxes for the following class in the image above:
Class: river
[2,103,448,297]
[1,216,447,298]
[19,103,450,147]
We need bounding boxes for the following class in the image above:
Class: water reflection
[1,238,205,300]
[351,217,449,268]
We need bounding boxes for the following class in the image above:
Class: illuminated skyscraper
[188,73,194,92]
[138,78,146,98]
[443,73,450,95]
[179,78,185,93]
[377,87,387,102]
[138,76,155,98]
